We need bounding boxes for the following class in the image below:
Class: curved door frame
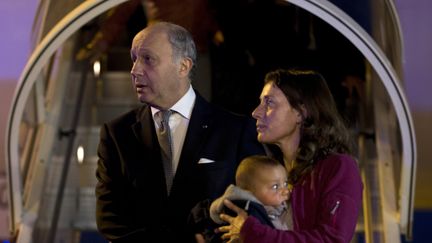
[6,0,416,237]
[286,0,416,237]
[5,0,128,232]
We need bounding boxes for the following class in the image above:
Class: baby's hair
[236,155,284,190]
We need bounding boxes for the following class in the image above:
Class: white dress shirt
[151,85,196,173]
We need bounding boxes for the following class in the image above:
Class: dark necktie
[157,110,174,194]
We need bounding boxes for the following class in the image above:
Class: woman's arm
[219,155,363,243]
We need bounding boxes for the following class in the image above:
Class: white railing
[5,0,128,236]
[285,0,416,240]
[5,0,416,242]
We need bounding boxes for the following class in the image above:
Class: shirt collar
[151,85,196,119]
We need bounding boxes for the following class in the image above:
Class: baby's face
[252,165,290,207]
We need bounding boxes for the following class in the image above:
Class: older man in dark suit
[95,22,264,243]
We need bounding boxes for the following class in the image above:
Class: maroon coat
[241,153,363,243]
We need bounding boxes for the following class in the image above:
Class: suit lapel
[172,95,213,190]
[129,97,215,197]
[131,105,157,150]
[131,106,169,197]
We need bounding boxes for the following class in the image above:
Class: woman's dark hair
[264,69,353,184]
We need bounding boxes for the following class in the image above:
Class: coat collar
[131,105,157,150]
[177,94,213,165]
[129,93,215,196]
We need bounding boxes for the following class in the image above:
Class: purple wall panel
[0,0,37,82]
[396,0,432,110]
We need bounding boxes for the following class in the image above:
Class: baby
[210,155,292,230]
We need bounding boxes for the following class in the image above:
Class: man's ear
[178,57,193,78]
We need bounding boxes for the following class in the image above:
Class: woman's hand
[195,233,205,243]
[218,199,249,242]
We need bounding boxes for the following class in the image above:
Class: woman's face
[252,82,302,147]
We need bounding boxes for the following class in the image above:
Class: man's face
[130,28,184,109]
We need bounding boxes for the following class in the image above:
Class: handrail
[285,0,416,237]
[385,0,405,67]
[47,62,89,243]
[383,0,413,238]
[5,0,128,233]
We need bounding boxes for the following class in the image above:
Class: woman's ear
[178,57,193,78]
[296,104,307,124]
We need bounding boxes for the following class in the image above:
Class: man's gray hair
[152,22,197,78]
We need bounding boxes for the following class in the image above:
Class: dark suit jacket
[96,94,264,243]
